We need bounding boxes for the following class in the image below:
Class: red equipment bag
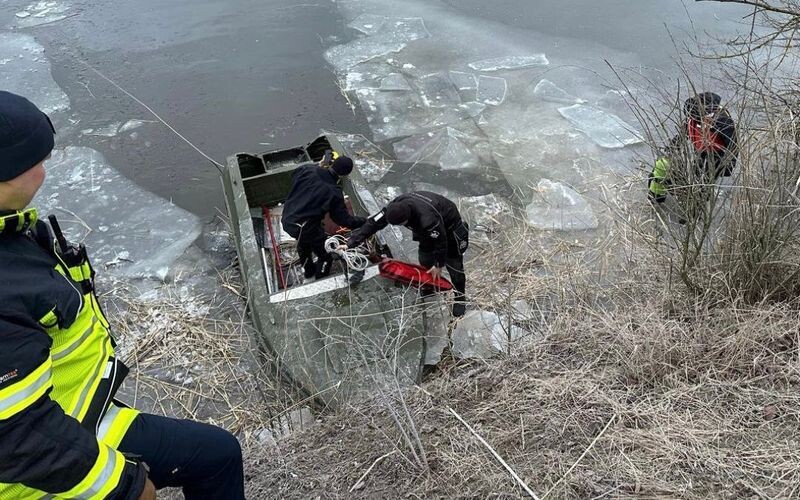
[378,259,453,293]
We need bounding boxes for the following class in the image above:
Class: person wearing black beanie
[0,92,244,500]
[282,153,366,279]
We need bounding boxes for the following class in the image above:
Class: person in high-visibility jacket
[648,157,671,204]
[0,91,244,499]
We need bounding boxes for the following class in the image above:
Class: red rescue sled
[378,259,453,293]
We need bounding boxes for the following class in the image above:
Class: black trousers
[418,238,466,306]
[282,220,331,273]
[118,413,245,500]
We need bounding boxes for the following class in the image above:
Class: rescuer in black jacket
[347,191,469,317]
[282,156,366,279]
[674,92,738,181]
[0,91,243,499]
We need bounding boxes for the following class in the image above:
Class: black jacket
[348,191,462,267]
[672,107,738,174]
[281,164,365,234]
[0,223,143,498]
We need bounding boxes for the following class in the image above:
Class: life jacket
[688,117,725,153]
[0,209,138,499]
[378,259,453,293]
[648,157,671,197]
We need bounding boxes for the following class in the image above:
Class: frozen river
[0,0,751,282]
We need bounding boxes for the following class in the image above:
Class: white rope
[325,235,370,271]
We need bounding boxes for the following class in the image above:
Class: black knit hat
[385,201,411,225]
[0,91,55,182]
[331,156,354,177]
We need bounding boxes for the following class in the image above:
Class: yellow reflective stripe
[0,359,53,420]
[39,308,58,329]
[66,262,92,283]
[97,405,139,448]
[69,340,109,420]
[57,445,124,499]
[51,317,98,362]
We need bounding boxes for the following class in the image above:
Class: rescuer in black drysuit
[347,191,469,317]
[281,155,366,279]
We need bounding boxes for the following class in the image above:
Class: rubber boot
[315,255,333,279]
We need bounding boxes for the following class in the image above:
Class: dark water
[28,0,361,219]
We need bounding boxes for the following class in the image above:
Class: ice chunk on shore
[0,33,69,114]
[477,75,507,105]
[452,310,529,359]
[13,1,70,28]
[458,193,513,233]
[449,71,477,90]
[394,127,479,171]
[468,54,549,72]
[558,104,642,149]
[525,179,598,231]
[533,79,586,105]
[34,147,202,280]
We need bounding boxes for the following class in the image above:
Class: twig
[349,450,397,492]
[542,414,616,499]
[447,405,541,499]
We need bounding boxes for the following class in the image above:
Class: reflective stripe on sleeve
[0,359,53,420]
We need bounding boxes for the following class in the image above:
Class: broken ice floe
[449,71,477,91]
[558,104,642,149]
[418,72,461,108]
[82,119,151,137]
[477,75,507,106]
[13,1,70,28]
[525,179,599,231]
[468,55,549,72]
[347,13,389,36]
[34,147,202,280]
[458,101,487,118]
[0,33,69,114]
[452,310,530,359]
[458,193,513,233]
[533,79,587,105]
[325,17,429,70]
[379,73,411,91]
[394,127,480,170]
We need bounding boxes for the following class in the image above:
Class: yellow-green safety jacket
[648,157,671,198]
[0,209,145,499]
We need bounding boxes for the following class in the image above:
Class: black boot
[303,259,316,279]
[315,255,333,279]
[452,301,466,318]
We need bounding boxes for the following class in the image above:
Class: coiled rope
[324,235,370,271]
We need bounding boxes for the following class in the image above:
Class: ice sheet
[418,72,461,108]
[533,79,586,105]
[324,17,429,71]
[379,73,411,91]
[558,104,642,149]
[347,13,388,35]
[477,75,507,106]
[393,127,480,170]
[449,70,477,90]
[34,147,202,280]
[0,33,69,114]
[468,54,549,72]
[525,179,599,231]
[13,1,70,28]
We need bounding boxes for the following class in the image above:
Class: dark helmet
[685,92,722,120]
